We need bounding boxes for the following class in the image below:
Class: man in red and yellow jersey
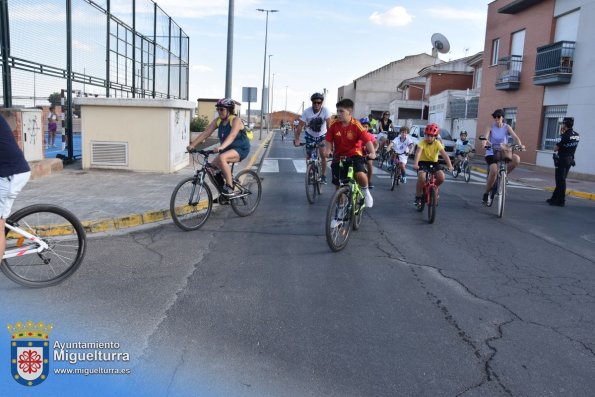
[324,98,376,207]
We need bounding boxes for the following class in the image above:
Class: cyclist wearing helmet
[358,117,378,188]
[453,130,470,172]
[187,98,250,197]
[412,123,453,207]
[387,126,414,183]
[481,109,524,205]
[294,92,332,184]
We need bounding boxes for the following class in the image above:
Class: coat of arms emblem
[7,320,52,386]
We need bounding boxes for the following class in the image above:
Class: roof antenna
[431,33,451,64]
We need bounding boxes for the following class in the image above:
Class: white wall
[540,0,595,174]
[338,53,437,119]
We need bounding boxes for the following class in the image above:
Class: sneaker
[320,175,327,184]
[482,193,489,206]
[414,196,422,207]
[401,176,406,184]
[221,184,236,197]
[364,188,374,208]
[368,184,374,190]
[330,219,341,228]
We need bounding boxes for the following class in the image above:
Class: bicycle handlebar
[187,148,216,156]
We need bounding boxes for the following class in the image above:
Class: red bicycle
[416,164,442,224]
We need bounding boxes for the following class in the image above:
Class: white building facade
[536,0,594,175]
[337,53,437,120]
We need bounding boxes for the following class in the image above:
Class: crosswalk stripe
[260,159,279,173]
[292,160,307,173]
[262,158,536,190]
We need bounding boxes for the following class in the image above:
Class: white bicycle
[2,204,86,288]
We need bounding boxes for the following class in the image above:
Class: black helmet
[310,92,324,102]
[216,98,235,111]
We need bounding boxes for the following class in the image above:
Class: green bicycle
[325,157,366,252]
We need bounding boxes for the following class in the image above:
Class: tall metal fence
[0,0,189,159]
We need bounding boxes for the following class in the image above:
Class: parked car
[409,124,456,160]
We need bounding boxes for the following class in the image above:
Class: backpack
[216,115,253,141]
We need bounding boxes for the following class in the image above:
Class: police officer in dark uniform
[547,117,580,207]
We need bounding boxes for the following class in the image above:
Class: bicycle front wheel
[390,169,397,191]
[305,163,318,204]
[353,193,364,231]
[170,176,213,231]
[463,162,471,183]
[2,204,86,288]
[231,170,262,217]
[326,186,353,252]
[428,187,437,224]
[497,172,506,218]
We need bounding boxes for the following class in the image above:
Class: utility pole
[225,0,234,98]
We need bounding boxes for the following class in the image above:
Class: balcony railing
[495,55,522,90]
[533,41,575,86]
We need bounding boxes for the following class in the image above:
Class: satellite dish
[431,33,450,57]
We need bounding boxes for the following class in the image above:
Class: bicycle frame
[339,159,365,212]
[423,168,439,205]
[2,222,49,260]
[189,151,251,200]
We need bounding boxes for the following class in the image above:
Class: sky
[148,0,489,115]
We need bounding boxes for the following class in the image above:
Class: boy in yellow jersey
[412,123,453,207]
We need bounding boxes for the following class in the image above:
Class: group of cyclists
[288,93,530,210]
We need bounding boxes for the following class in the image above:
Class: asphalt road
[2,133,595,397]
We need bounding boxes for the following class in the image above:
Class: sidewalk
[14,131,274,234]
[469,158,595,201]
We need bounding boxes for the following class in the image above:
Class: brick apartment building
[478,0,592,175]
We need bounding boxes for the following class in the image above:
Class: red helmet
[424,123,440,136]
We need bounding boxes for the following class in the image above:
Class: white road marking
[260,159,279,173]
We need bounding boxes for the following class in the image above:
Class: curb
[471,165,594,201]
[79,134,275,234]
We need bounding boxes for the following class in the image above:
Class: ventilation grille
[91,141,128,166]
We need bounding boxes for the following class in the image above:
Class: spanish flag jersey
[325,118,371,158]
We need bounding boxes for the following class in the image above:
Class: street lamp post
[257,8,278,139]
[271,73,275,115]
[267,54,273,133]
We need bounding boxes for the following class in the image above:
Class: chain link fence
[1,0,189,159]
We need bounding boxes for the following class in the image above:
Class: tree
[190,115,209,132]
[48,92,62,107]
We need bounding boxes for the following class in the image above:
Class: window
[503,108,517,130]
[491,38,500,66]
[474,66,483,89]
[541,105,567,150]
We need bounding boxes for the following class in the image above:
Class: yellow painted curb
[114,214,144,229]
[142,209,170,223]
[567,190,595,200]
[83,219,116,234]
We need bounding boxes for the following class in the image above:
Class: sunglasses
[216,107,226,111]
[312,101,322,105]
[493,115,503,119]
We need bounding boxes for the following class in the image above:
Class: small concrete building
[337,53,438,120]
